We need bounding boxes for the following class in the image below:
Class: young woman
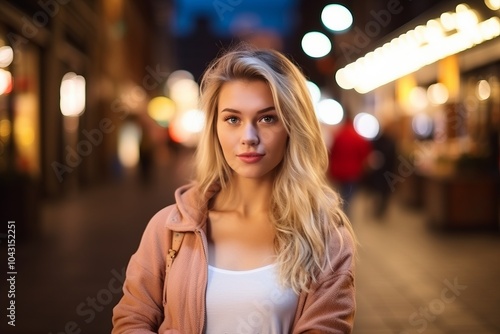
[112,45,356,333]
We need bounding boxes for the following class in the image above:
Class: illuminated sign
[336,4,500,93]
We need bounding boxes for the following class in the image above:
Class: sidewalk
[0,148,195,334]
[1,150,499,333]
[351,190,500,334]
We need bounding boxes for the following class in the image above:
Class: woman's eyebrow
[220,106,276,114]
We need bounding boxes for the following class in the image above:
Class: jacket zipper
[196,228,209,333]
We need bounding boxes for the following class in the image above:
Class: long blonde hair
[195,44,354,293]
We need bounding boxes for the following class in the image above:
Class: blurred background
[0,0,499,333]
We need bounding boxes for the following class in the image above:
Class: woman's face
[216,80,288,181]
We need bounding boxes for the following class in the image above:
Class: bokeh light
[60,72,86,117]
[0,46,13,68]
[306,80,321,103]
[180,109,205,134]
[147,96,176,127]
[353,113,380,139]
[440,12,456,31]
[485,0,500,10]
[0,119,11,139]
[0,69,12,95]
[301,31,332,58]
[456,4,479,31]
[409,86,429,111]
[316,99,344,125]
[165,70,195,95]
[476,79,491,100]
[412,113,434,137]
[169,78,199,111]
[427,83,449,105]
[321,4,353,32]
[169,109,205,147]
[118,122,141,168]
[14,116,35,147]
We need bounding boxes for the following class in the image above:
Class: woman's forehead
[218,80,273,105]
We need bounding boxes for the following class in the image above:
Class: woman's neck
[213,177,273,218]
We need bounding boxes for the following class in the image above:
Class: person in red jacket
[329,116,372,213]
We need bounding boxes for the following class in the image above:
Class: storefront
[336,0,500,230]
[0,16,42,233]
[0,0,163,236]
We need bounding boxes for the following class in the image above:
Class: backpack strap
[163,231,185,305]
[166,232,185,280]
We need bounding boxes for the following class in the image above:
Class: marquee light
[336,4,500,94]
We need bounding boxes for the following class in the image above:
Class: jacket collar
[165,182,221,232]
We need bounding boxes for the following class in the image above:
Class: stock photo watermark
[339,0,412,62]
[213,0,245,21]
[401,277,467,333]
[384,141,432,192]
[19,0,72,37]
[2,0,169,184]
[7,0,73,55]
[47,267,125,334]
[236,285,296,334]
[5,221,17,327]
[51,64,169,183]
[384,103,469,192]
[51,119,116,183]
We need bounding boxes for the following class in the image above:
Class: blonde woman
[112,44,356,333]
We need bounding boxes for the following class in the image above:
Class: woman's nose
[241,123,259,146]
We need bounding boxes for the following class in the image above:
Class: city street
[1,148,499,334]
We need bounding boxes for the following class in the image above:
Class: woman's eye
[225,116,239,124]
[260,115,276,123]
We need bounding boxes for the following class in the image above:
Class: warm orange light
[147,96,176,127]
[396,74,417,110]
[438,55,460,102]
[0,119,11,138]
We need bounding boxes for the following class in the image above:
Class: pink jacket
[112,183,356,333]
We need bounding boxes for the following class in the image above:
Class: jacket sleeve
[112,207,173,334]
[292,228,356,333]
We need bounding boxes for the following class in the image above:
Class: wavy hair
[195,44,355,293]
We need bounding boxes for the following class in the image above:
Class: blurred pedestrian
[363,126,397,219]
[328,115,372,213]
[112,44,356,333]
[138,122,154,185]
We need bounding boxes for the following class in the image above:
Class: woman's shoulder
[145,182,216,232]
[149,204,178,226]
[142,184,195,232]
[324,225,356,275]
[138,204,179,243]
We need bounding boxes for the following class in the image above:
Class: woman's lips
[237,153,264,163]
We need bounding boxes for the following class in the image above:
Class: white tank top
[205,264,299,334]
